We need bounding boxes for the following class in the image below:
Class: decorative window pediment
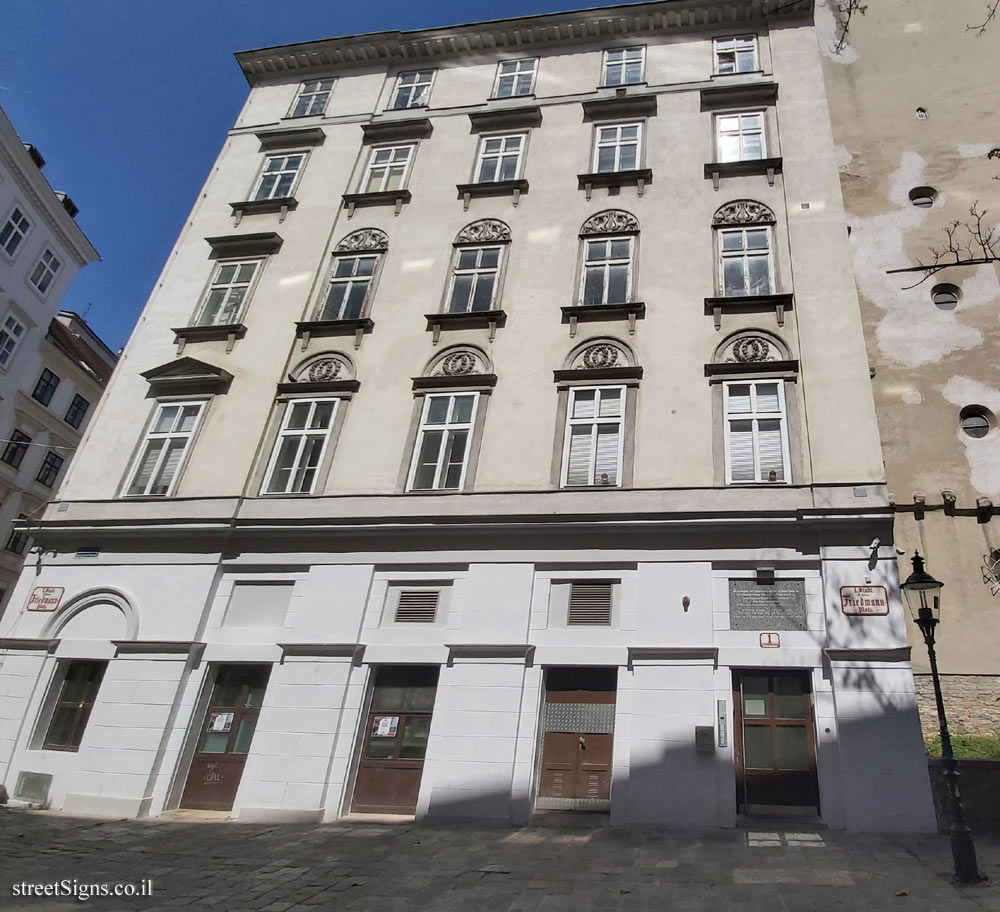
[413,345,497,390]
[579,209,639,237]
[335,228,388,253]
[280,351,359,394]
[454,219,511,245]
[556,338,642,383]
[706,330,797,378]
[140,357,233,396]
[713,199,775,226]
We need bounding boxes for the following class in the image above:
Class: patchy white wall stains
[835,144,853,168]
[815,3,858,64]
[942,376,1000,495]
[958,144,995,159]
[901,390,923,404]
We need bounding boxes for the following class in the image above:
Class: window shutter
[594,425,620,485]
[566,426,592,486]
[395,589,439,623]
[567,583,613,625]
[728,420,755,482]
[756,419,785,481]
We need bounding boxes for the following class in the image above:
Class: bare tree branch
[831,0,868,54]
[968,0,1000,34]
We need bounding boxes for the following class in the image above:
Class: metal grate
[567,583,613,625]
[394,589,439,623]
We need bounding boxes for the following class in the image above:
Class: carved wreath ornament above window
[335,228,389,252]
[580,210,639,236]
[455,219,511,244]
[581,343,621,369]
[712,200,776,226]
[306,358,343,381]
[440,351,477,375]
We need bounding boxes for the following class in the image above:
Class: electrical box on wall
[695,725,715,753]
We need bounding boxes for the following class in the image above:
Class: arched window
[314,229,388,322]
[712,200,776,297]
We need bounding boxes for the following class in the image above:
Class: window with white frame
[252,153,305,201]
[29,249,61,294]
[195,260,260,326]
[123,401,204,497]
[562,386,625,487]
[602,47,644,86]
[290,79,335,117]
[447,246,502,313]
[407,393,478,491]
[581,237,633,307]
[0,206,31,256]
[262,398,339,495]
[361,145,415,194]
[475,134,526,183]
[317,253,380,321]
[0,314,26,367]
[714,36,758,74]
[593,123,641,173]
[716,112,765,162]
[724,380,789,484]
[391,70,434,109]
[494,58,537,97]
[720,226,772,296]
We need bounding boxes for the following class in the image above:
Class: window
[1,429,31,468]
[0,315,25,367]
[931,283,961,310]
[391,70,434,109]
[717,112,765,162]
[724,381,789,484]
[42,661,107,752]
[475,134,526,183]
[251,153,305,201]
[124,401,204,497]
[720,227,772,296]
[31,368,61,406]
[195,260,260,326]
[5,513,29,554]
[567,582,614,626]
[29,249,61,294]
[447,246,502,313]
[715,36,758,74]
[959,406,993,438]
[64,393,90,429]
[317,254,379,321]
[562,387,625,487]
[290,78,335,117]
[581,237,633,306]
[394,589,440,623]
[602,47,644,86]
[36,450,64,488]
[908,186,938,208]
[262,398,339,495]
[494,58,537,97]
[593,123,641,173]
[407,393,479,491]
[0,206,31,256]
[361,145,414,194]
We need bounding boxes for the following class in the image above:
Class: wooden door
[539,731,613,800]
[181,665,270,811]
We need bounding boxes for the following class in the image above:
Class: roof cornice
[235,0,812,83]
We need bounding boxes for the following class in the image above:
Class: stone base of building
[913,674,1000,737]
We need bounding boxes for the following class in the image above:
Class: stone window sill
[295,317,374,351]
[704,158,782,190]
[577,169,652,200]
[342,190,411,218]
[172,323,247,355]
[704,293,793,330]
[561,302,645,336]
[424,309,506,344]
[456,179,529,210]
[230,197,298,226]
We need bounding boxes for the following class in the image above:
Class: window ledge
[553,365,643,383]
[255,127,326,151]
[229,197,298,225]
[276,378,360,395]
[582,93,657,121]
[412,372,498,391]
[577,169,652,200]
[704,157,782,190]
[704,358,799,377]
[561,302,645,336]
[700,81,778,110]
[205,232,283,258]
[295,317,374,351]
[456,179,529,210]
[361,117,433,143]
[424,309,506,344]
[469,105,542,132]
[342,189,411,218]
[561,483,624,491]
[704,293,793,330]
[171,323,247,355]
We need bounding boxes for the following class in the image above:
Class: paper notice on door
[371,716,399,737]
[210,712,234,733]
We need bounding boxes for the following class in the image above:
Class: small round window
[959,406,994,439]
[908,186,937,208]
[931,283,961,309]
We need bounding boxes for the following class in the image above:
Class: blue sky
[1,0,606,351]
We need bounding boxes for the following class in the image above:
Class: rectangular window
[391,70,434,109]
[36,450,64,488]
[64,393,90,429]
[361,145,414,194]
[124,401,204,497]
[717,112,765,162]
[1,429,31,468]
[715,36,758,74]
[475,134,526,183]
[602,47,644,86]
[31,368,61,406]
[720,227,772,296]
[447,246,502,313]
[252,153,305,201]
[262,398,339,495]
[317,254,379,321]
[0,315,25,368]
[290,78,335,117]
[0,206,31,256]
[567,582,614,625]
[407,393,479,491]
[42,661,107,752]
[494,58,537,97]
[562,386,625,487]
[30,249,61,294]
[724,380,789,484]
[593,122,641,173]
[581,237,632,306]
[195,260,260,326]
[5,513,29,555]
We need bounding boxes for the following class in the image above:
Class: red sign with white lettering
[26,586,64,612]
[840,585,889,616]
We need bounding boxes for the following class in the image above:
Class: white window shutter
[568,583,613,625]
[594,425,620,485]
[756,419,785,481]
[566,426,593,486]
[728,420,755,482]
[395,589,439,623]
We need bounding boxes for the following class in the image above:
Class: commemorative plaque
[729,579,807,630]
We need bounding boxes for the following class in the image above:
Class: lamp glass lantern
[900,551,943,632]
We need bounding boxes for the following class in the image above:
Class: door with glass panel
[181,665,270,811]
[733,670,819,813]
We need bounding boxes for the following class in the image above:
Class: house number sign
[840,585,889,616]
[26,587,64,612]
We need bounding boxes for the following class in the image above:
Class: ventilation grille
[567,583,613,625]
[394,589,440,623]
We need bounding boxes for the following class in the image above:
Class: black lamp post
[900,551,982,884]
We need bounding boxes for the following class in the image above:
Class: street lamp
[901,551,982,884]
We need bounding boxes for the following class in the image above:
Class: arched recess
[579,209,640,236]
[711,328,792,365]
[712,199,776,226]
[454,219,511,245]
[41,588,139,641]
[334,228,389,253]
[422,344,494,378]
[287,351,357,384]
[563,337,639,371]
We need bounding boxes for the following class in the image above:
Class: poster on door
[371,716,399,737]
[209,712,234,733]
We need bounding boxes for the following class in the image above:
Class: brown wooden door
[181,665,270,811]
[734,670,819,813]
[539,731,613,800]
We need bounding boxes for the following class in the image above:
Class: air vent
[568,583,614,625]
[14,771,52,805]
[394,589,439,623]
[75,547,100,559]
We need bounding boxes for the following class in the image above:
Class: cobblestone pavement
[1,809,998,911]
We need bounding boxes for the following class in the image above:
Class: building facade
[0,0,935,831]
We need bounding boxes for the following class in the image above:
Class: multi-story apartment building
[0,0,936,831]
[0,108,106,608]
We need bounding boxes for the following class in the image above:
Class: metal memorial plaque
[729,579,807,631]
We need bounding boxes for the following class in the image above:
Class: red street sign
[26,587,64,612]
[759,632,780,648]
[840,585,889,616]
